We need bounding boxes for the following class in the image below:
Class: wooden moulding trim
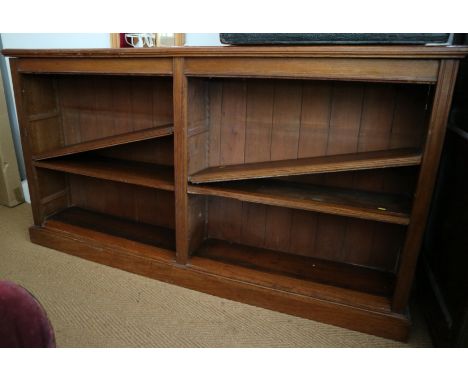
[189,149,422,184]
[3,45,468,59]
[34,159,175,192]
[29,225,411,341]
[188,182,411,225]
[184,58,440,84]
[13,57,174,75]
[32,124,174,161]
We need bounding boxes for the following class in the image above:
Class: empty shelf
[188,179,411,225]
[189,149,422,184]
[34,158,174,191]
[190,239,394,311]
[33,124,174,160]
[46,207,175,252]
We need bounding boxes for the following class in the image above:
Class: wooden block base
[29,225,411,342]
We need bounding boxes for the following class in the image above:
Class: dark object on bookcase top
[220,33,451,45]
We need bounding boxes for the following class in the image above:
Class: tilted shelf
[33,124,174,161]
[189,148,422,184]
[34,157,174,192]
[188,179,412,225]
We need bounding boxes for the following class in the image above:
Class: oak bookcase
[4,46,467,341]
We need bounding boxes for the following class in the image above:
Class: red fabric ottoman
[0,281,55,347]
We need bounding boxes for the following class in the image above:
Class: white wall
[185,33,224,46]
[1,33,111,49]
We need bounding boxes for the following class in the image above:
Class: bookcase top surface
[3,45,468,59]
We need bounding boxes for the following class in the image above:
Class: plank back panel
[205,196,404,271]
[245,80,274,163]
[187,79,208,175]
[25,74,173,156]
[97,136,174,167]
[69,175,175,229]
[202,78,430,170]
[298,81,333,158]
[219,80,247,165]
[270,80,302,160]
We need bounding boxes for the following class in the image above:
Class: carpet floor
[0,204,432,347]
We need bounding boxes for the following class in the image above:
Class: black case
[219,33,451,45]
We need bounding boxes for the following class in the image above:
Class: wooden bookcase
[4,46,467,341]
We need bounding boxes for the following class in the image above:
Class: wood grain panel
[270,80,302,160]
[187,79,208,175]
[28,117,63,155]
[131,77,153,131]
[327,82,364,156]
[240,203,267,247]
[298,81,333,158]
[313,214,347,262]
[188,131,209,175]
[77,79,97,142]
[68,175,175,229]
[187,195,206,255]
[184,57,439,83]
[93,77,114,140]
[187,78,207,136]
[16,58,173,75]
[25,76,57,115]
[244,80,274,163]
[98,136,174,166]
[111,77,133,135]
[207,197,242,242]
[58,77,81,145]
[371,224,405,271]
[390,84,429,149]
[220,80,247,165]
[289,210,318,257]
[208,80,223,167]
[342,218,375,266]
[264,205,292,253]
[358,84,396,152]
[153,77,174,127]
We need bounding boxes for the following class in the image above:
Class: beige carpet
[0,204,432,347]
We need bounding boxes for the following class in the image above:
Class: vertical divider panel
[392,60,460,312]
[173,58,189,264]
[9,60,55,225]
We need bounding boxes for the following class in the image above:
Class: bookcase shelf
[188,179,411,225]
[45,207,175,251]
[33,124,174,161]
[189,148,422,184]
[34,158,174,191]
[7,46,466,341]
[190,238,394,311]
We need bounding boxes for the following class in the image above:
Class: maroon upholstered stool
[0,281,55,347]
